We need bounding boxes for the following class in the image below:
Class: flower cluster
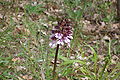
[49,19,73,48]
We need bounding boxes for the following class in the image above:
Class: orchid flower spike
[49,19,73,48]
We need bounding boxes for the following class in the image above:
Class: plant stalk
[53,44,59,80]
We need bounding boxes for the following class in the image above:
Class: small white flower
[67,35,73,39]
[55,33,63,39]
[49,41,57,48]
[64,37,70,43]
[57,40,64,45]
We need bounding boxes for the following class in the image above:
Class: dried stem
[53,44,59,80]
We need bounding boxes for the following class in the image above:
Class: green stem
[53,44,59,80]
[100,59,109,80]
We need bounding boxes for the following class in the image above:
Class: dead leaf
[59,77,67,80]
[12,57,21,62]
[16,66,26,71]
[41,68,46,80]
[13,26,30,36]
[22,75,33,80]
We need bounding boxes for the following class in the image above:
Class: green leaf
[24,4,45,14]
[86,45,98,62]
[50,54,85,66]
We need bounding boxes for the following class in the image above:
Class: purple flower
[49,19,73,48]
